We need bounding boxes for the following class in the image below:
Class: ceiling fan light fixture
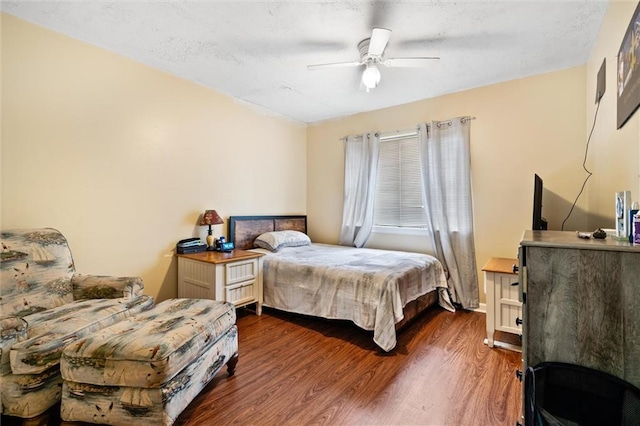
[362,63,381,91]
[307,28,439,92]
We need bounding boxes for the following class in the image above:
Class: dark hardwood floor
[176,306,522,426]
[2,306,522,426]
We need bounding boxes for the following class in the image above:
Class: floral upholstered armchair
[0,228,154,420]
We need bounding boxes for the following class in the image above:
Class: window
[373,135,427,229]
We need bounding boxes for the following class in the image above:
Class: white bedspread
[261,243,454,351]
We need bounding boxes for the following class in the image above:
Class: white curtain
[339,133,380,247]
[418,119,479,309]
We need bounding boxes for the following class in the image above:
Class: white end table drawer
[225,259,258,285]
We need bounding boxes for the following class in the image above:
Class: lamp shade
[199,210,223,226]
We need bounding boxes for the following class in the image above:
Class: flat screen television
[532,174,548,230]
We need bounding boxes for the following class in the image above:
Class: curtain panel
[418,119,478,309]
[339,133,380,247]
[339,119,478,309]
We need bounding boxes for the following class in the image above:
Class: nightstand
[177,249,264,315]
[483,257,522,352]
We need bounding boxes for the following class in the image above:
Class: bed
[229,215,454,351]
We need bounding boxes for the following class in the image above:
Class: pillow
[254,230,311,252]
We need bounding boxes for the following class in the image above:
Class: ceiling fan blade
[307,61,363,71]
[383,57,440,68]
[368,28,391,56]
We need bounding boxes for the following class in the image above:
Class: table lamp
[199,210,223,251]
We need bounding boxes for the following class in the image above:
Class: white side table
[483,257,522,352]
[177,249,264,314]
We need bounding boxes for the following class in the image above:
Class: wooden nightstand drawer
[225,279,256,306]
[493,271,522,335]
[225,259,257,285]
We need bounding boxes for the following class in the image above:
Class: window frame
[372,130,428,235]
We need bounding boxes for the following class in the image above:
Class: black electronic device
[214,236,235,252]
[178,237,201,246]
[177,246,207,254]
[532,174,548,230]
[176,238,207,254]
[217,241,235,252]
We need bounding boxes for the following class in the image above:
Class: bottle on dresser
[630,201,639,243]
[633,211,640,245]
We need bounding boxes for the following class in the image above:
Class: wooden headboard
[229,215,308,250]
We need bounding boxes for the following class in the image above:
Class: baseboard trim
[484,338,522,353]
[471,303,486,314]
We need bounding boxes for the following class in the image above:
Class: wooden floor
[2,306,522,426]
[177,306,522,426]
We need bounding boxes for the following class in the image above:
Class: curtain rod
[379,128,418,141]
[341,116,476,141]
[436,116,476,127]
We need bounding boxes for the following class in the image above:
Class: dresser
[519,230,640,389]
[177,249,264,314]
[483,257,522,351]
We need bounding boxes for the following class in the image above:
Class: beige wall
[307,67,588,304]
[1,14,307,302]
[307,1,640,306]
[5,4,639,308]
[585,1,640,228]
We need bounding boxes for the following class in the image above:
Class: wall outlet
[596,57,606,103]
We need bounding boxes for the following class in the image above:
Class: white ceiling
[2,1,609,124]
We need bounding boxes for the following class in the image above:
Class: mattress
[258,243,453,351]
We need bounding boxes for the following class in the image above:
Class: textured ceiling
[2,1,609,123]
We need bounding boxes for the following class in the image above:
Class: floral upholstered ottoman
[59,298,238,425]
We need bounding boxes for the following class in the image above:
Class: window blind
[374,135,427,228]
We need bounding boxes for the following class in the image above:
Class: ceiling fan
[307,28,439,92]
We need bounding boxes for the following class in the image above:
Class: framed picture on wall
[617,1,640,129]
